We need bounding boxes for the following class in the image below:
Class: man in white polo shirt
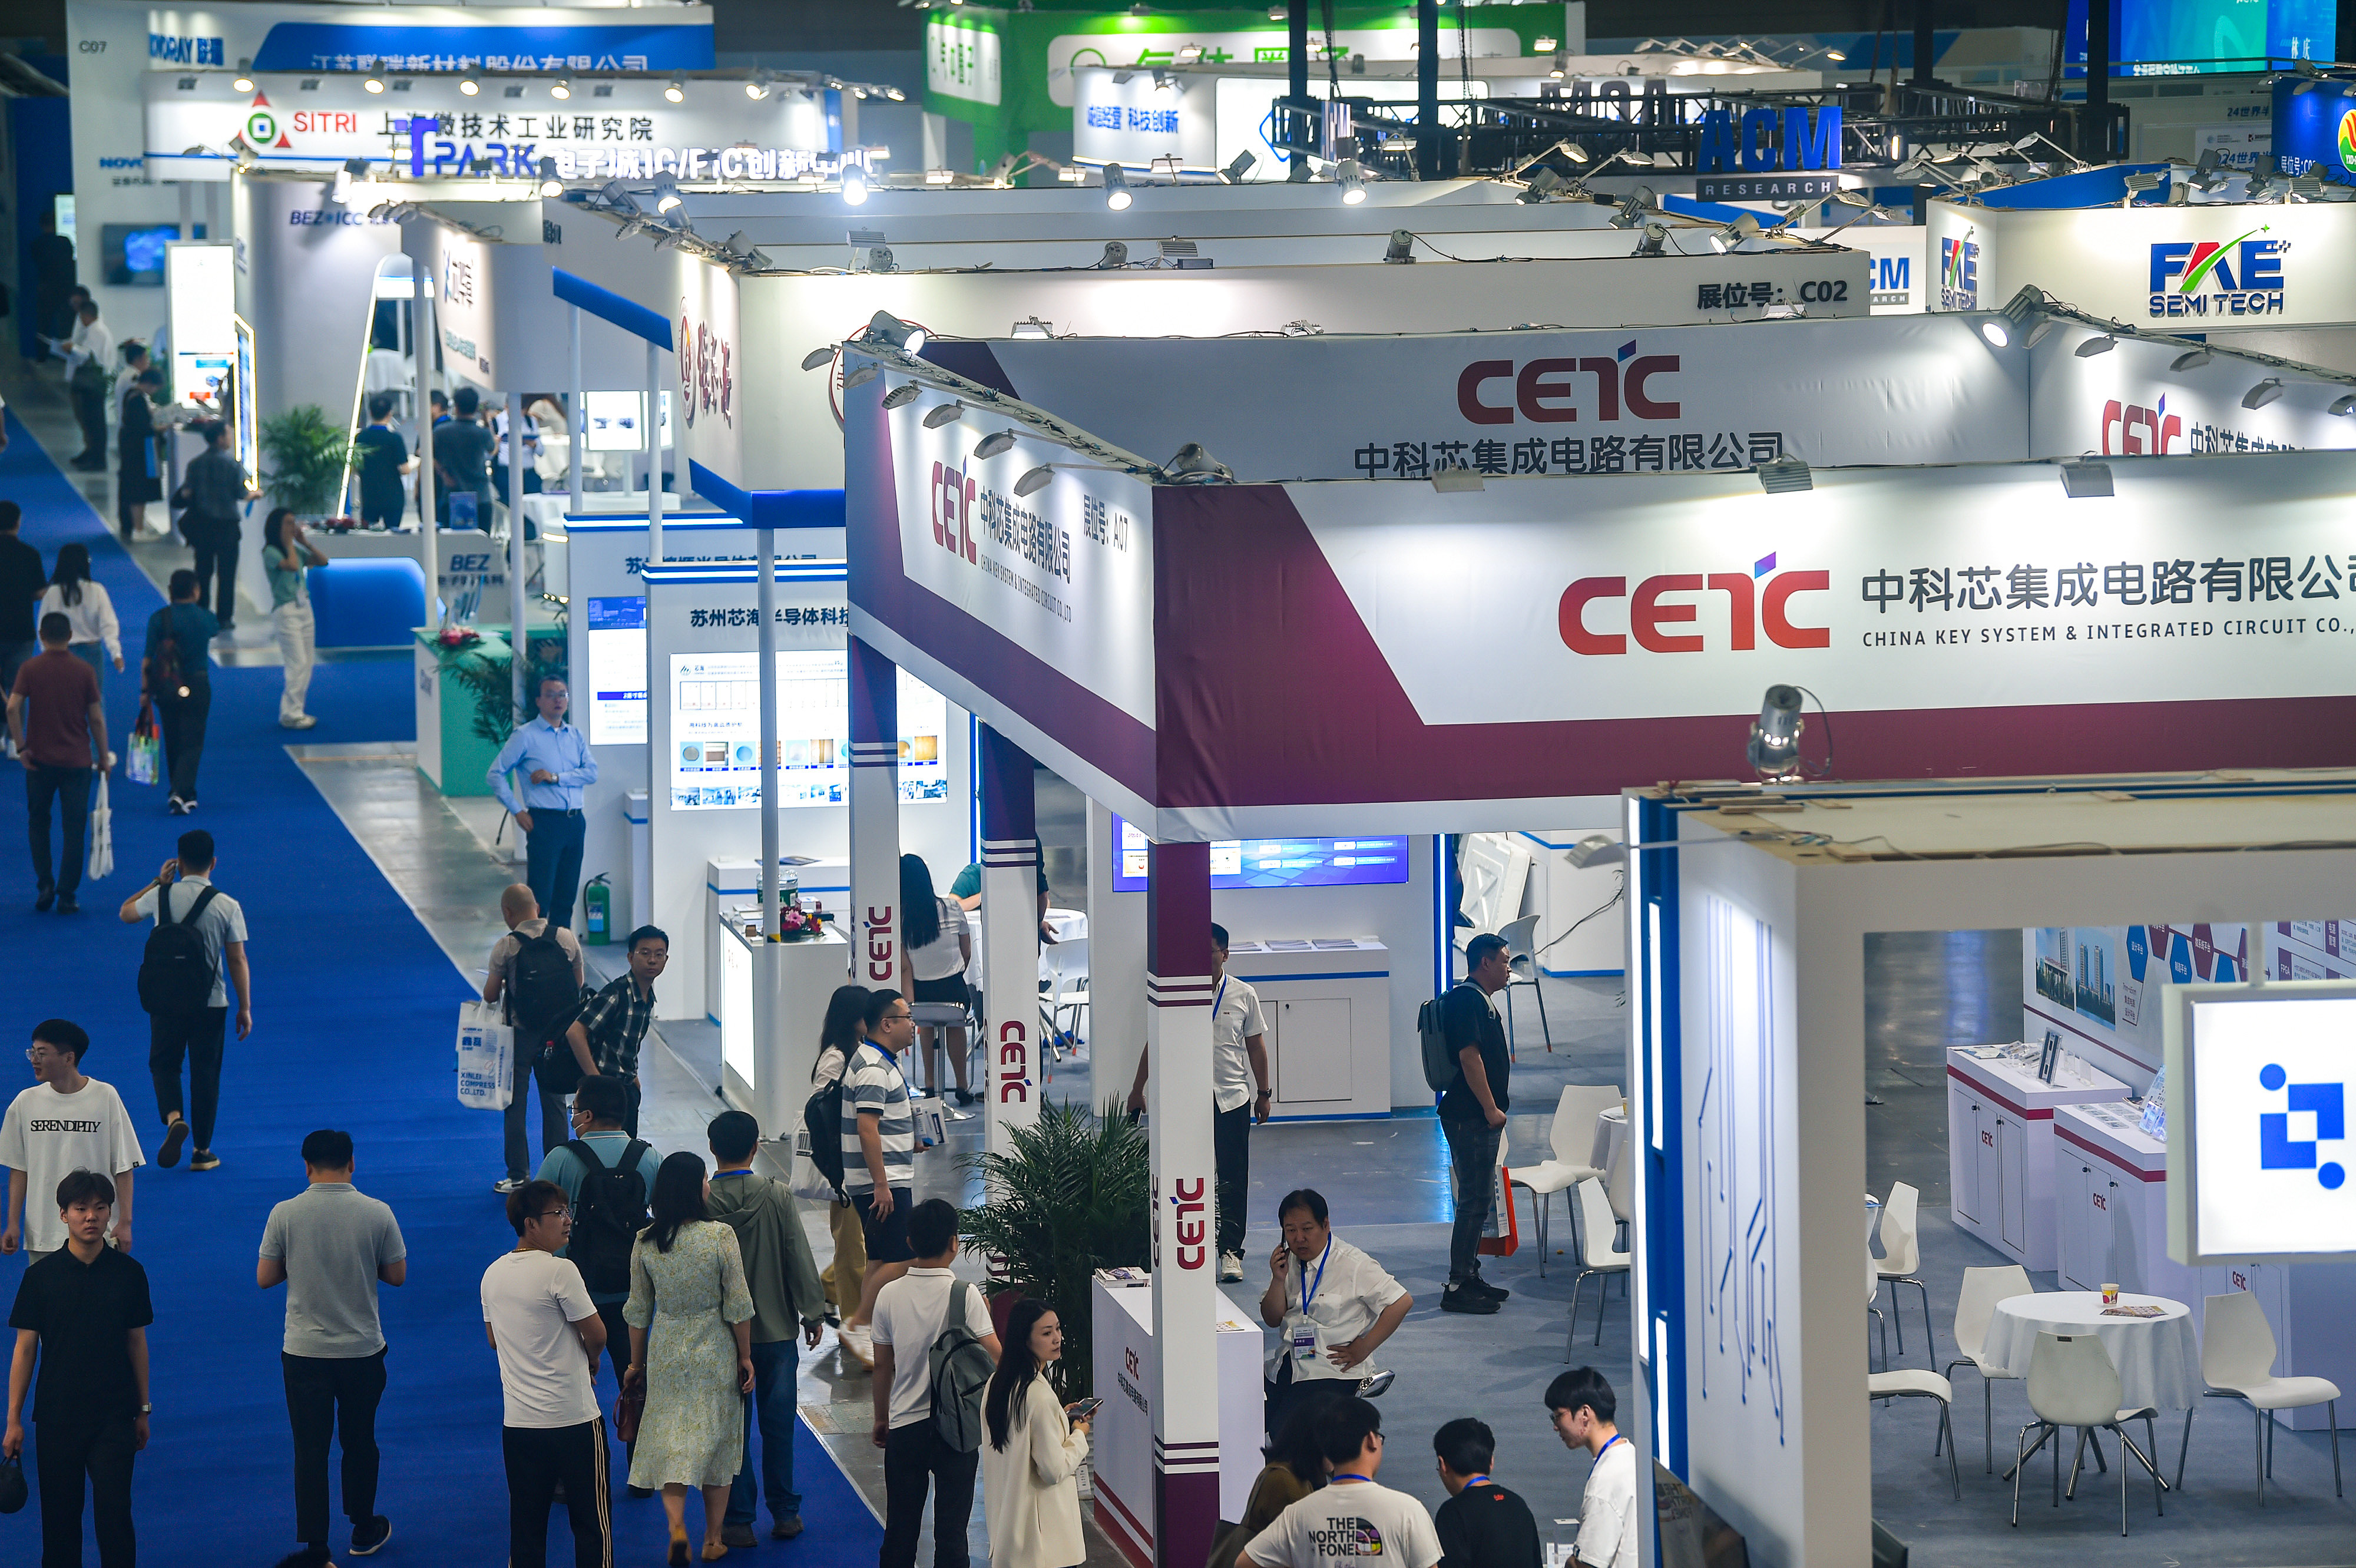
[1548,1367,1636,1568]
[0,1018,142,1260]
[484,1177,613,1568]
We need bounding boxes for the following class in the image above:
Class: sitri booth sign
[2166,981,2356,1267]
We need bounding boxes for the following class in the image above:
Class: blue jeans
[523,808,586,930]
[726,1337,801,1526]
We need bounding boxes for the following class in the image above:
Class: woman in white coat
[981,1298,1093,1568]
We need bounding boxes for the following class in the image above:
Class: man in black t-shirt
[1432,1418,1540,1568]
[434,386,497,527]
[0,501,47,717]
[1439,933,1513,1315]
[353,393,418,530]
[5,1169,155,1567]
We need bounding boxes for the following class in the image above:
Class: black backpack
[137,883,221,1016]
[802,1067,849,1200]
[1418,983,1478,1094]
[508,928,579,1045]
[565,1137,651,1296]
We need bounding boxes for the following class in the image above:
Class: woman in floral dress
[626,1151,757,1563]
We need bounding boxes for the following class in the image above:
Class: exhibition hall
[4,0,2355,1564]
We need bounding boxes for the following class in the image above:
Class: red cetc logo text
[1561,565,1830,655]
[865,904,894,983]
[997,1020,1030,1104]
[930,461,977,563]
[1170,1177,1209,1270]
[2101,399,2180,455]
[1457,345,1680,426]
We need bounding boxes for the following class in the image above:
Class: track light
[2242,378,2285,409]
[666,79,686,103]
[1632,223,1669,257]
[1096,241,1129,268]
[538,157,563,197]
[1981,286,2048,349]
[1708,213,1761,253]
[2075,333,2119,357]
[233,75,254,92]
[550,78,572,101]
[842,364,878,390]
[1520,166,1562,203]
[2059,459,2114,498]
[1337,159,1366,204]
[974,431,1017,459]
[842,164,869,205]
[746,68,775,100]
[863,310,927,355]
[1222,149,1256,184]
[881,383,922,409]
[459,76,479,96]
[363,75,385,94]
[922,403,964,428]
[652,171,682,212]
[2170,346,2212,372]
[1103,163,1132,211]
[1385,230,1415,263]
[1746,685,1806,780]
[800,347,836,372]
[1755,456,1812,494]
[1014,465,1055,497]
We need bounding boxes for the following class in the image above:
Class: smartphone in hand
[1066,1396,1106,1423]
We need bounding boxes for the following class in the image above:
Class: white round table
[1981,1292,2202,1411]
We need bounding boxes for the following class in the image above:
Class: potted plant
[258,405,355,521]
[958,1100,1151,1401]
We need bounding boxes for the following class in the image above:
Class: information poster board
[1109,815,1410,891]
[165,240,237,410]
[669,653,949,810]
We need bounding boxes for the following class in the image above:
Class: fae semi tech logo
[2149,226,2284,320]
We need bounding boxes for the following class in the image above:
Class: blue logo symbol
[2258,1063,2346,1189]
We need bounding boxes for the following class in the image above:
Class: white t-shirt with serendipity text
[481,1248,603,1430]
[0,1077,145,1253]
[1245,1478,1443,1568]
[1574,1437,1639,1568]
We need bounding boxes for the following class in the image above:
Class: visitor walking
[120,828,252,1171]
[706,1109,826,1547]
[0,501,47,716]
[9,611,108,912]
[140,568,220,812]
[3,1170,153,1568]
[1546,1369,1634,1568]
[0,1020,142,1261]
[1438,933,1513,1315]
[871,1199,999,1568]
[980,1298,1092,1568]
[623,1150,757,1564]
[564,924,664,1137]
[115,366,169,542]
[484,1177,614,1568]
[262,508,327,729]
[352,393,416,532]
[811,985,870,1325]
[259,1129,406,1564]
[484,882,586,1193]
[488,675,598,931]
[836,988,920,1369]
[535,1074,659,1477]
[177,421,253,628]
[39,544,124,683]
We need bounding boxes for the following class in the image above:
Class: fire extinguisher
[583,874,612,944]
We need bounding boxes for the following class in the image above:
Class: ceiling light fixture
[666,78,686,103]
[1746,684,1806,779]
[2329,392,2356,415]
[2170,345,2213,372]
[842,364,878,390]
[459,75,479,96]
[800,347,837,372]
[233,75,254,92]
[363,75,385,94]
[974,431,1018,459]
[1011,317,1054,339]
[881,383,923,409]
[746,68,775,100]
[922,403,964,428]
[2059,459,2114,498]
[550,78,572,101]
[842,163,871,205]
[1755,456,1812,494]
[538,157,564,197]
[2242,377,2285,409]
[1103,162,1133,211]
[1385,230,1415,263]
[2075,332,2119,357]
[1337,158,1366,204]
[652,171,682,212]
[1014,465,1055,497]
[863,310,928,355]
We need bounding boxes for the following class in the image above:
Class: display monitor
[669,651,949,810]
[2166,979,2356,1265]
[104,223,203,286]
[2067,0,2335,75]
[585,596,648,745]
[1109,816,1410,892]
[584,389,672,452]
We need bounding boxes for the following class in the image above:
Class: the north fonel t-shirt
[1245,1478,1444,1568]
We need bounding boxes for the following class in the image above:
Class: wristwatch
[138,1404,151,1414]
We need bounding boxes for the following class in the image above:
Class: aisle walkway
[0,401,881,1566]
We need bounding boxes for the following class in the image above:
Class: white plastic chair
[1040,937,1090,1046]
[2013,1332,2163,1535]
[2183,1289,2342,1503]
[1868,1368,1961,1500]
[1507,1084,1620,1276]
[1564,1177,1629,1357]
[1498,912,1550,1056]
[1874,1182,1934,1358]
[1941,1265,2033,1472]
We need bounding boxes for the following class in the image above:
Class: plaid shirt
[577,974,654,1078]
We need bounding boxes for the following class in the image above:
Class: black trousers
[71,375,107,461]
[524,809,587,931]
[26,763,92,895]
[881,1421,980,1568]
[1214,1101,1252,1256]
[504,1041,571,1180]
[283,1348,386,1551]
[150,1005,227,1150]
[503,1418,612,1568]
[1442,1114,1503,1288]
[37,1412,137,1568]
[191,536,237,624]
[155,686,210,802]
[593,1299,639,1480]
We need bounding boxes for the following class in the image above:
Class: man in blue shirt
[488,676,598,931]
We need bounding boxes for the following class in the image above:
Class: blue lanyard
[1596,1434,1624,1460]
[1298,1238,1332,1316]
[1333,1474,1374,1484]
[1215,975,1229,1020]
[1461,1474,1491,1489]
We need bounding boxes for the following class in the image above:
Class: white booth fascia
[1629,772,2356,1568]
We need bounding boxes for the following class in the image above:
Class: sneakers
[1441,1286,1501,1315]
[721,1523,758,1549]
[190,1149,221,1172]
[167,795,197,815]
[159,1119,190,1169]
[1465,1276,1511,1302]
[493,1176,527,1193]
[350,1516,391,1556]
[839,1323,875,1368]
[1218,1251,1245,1282]
[281,714,318,730]
[772,1516,805,1540]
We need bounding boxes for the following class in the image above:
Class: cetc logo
[1560,553,1829,656]
[929,460,978,564]
[2100,395,2180,455]
[2148,228,2284,319]
[1168,1177,1209,1269]
[2258,1063,2346,1189]
[1457,342,1679,425]
[676,301,733,430]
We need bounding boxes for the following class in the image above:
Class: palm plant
[258,405,354,517]
[959,1100,1151,1398]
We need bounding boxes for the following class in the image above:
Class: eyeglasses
[533,1207,574,1224]
[25,1048,58,1063]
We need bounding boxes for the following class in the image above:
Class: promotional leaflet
[669,653,948,811]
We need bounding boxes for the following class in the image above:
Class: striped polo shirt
[840,1042,916,1193]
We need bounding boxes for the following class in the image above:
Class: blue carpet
[0,409,882,1566]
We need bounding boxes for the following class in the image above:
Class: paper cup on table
[2102,1283,2120,1305]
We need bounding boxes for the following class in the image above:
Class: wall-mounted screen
[2168,981,2356,1265]
[104,223,204,286]
[586,596,648,745]
[669,651,949,810]
[1110,816,1411,892]
[584,389,673,452]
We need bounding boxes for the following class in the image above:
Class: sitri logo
[2147,227,2284,319]
[2257,1063,2346,1189]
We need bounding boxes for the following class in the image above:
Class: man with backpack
[140,568,221,813]
[535,1074,660,1491]
[484,883,585,1195]
[1430,932,1513,1316]
[120,828,250,1172]
[869,1199,999,1568]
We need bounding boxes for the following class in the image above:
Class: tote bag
[455,1001,514,1110]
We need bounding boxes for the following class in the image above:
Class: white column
[848,639,902,990]
[568,304,584,501]
[1146,838,1220,1568]
[646,337,664,563]
[979,726,1042,1159]
[412,281,436,622]
[507,389,527,720]
[759,529,780,937]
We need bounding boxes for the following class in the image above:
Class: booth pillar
[412,283,436,610]
[647,338,665,562]
[569,304,585,499]
[1145,840,1218,1568]
[508,389,527,720]
[848,637,902,990]
[979,726,1042,1157]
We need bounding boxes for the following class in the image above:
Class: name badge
[1293,1326,1319,1362]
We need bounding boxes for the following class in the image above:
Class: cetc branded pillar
[847,637,902,992]
[1146,839,1218,1568]
[979,725,1043,1157]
